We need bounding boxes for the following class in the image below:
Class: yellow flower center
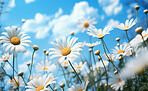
[123,26,129,28]
[64,62,68,64]
[10,37,21,45]
[83,22,89,28]
[118,78,122,83]
[36,85,44,91]
[97,34,104,39]
[142,34,148,39]
[3,56,6,59]
[42,67,48,71]
[11,79,14,82]
[78,89,83,91]
[117,50,125,54]
[77,66,82,69]
[61,47,71,56]
[14,82,20,87]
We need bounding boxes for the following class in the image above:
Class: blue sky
[1,0,148,88]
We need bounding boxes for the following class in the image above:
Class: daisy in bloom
[87,26,113,39]
[0,26,32,57]
[116,18,136,31]
[111,43,132,59]
[102,53,116,61]
[60,59,72,68]
[130,28,148,47]
[7,77,24,89]
[73,62,87,73]
[84,41,101,48]
[77,16,97,32]
[49,36,83,63]
[35,60,56,73]
[111,75,125,91]
[26,74,56,91]
[0,54,10,63]
[68,80,89,91]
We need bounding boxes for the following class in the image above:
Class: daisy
[26,74,56,91]
[49,36,83,63]
[116,18,136,31]
[111,43,132,59]
[84,41,101,48]
[35,60,56,73]
[130,29,148,47]
[7,77,24,89]
[77,16,97,32]
[87,26,113,39]
[0,26,32,57]
[73,62,87,73]
[68,80,89,91]
[111,75,125,91]
[0,54,10,63]
[60,59,72,68]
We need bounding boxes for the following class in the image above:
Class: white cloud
[98,0,122,16]
[25,0,35,4]
[22,1,98,39]
[18,61,30,72]
[9,0,15,8]
[106,19,119,28]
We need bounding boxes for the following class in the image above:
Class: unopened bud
[43,49,47,53]
[144,9,148,14]
[60,83,65,88]
[88,49,92,52]
[134,5,140,10]
[94,50,100,55]
[70,32,74,36]
[33,45,39,51]
[116,38,120,42]
[18,72,24,76]
[135,27,143,34]
[114,70,118,74]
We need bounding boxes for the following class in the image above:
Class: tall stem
[137,10,139,27]
[126,31,130,42]
[92,48,96,64]
[146,14,148,28]
[13,53,15,78]
[28,50,35,81]
[102,39,110,53]
[68,60,82,83]
[49,85,54,91]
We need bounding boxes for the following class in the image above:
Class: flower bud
[70,32,74,36]
[114,70,118,74]
[33,45,39,51]
[134,5,140,10]
[116,38,120,42]
[45,51,49,55]
[27,62,31,66]
[54,88,58,90]
[135,27,143,34]
[22,19,26,23]
[60,83,65,88]
[144,9,148,14]
[18,72,24,76]
[88,49,92,52]
[118,56,124,60]
[94,50,100,55]
[43,49,46,53]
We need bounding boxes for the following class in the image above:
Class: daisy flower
[116,18,136,31]
[7,77,24,89]
[130,29,148,47]
[77,16,97,32]
[73,62,87,73]
[111,43,132,59]
[68,80,89,91]
[26,74,56,91]
[49,36,83,63]
[35,60,56,73]
[87,26,113,39]
[0,26,32,57]
[60,59,72,68]
[84,41,101,48]
[111,75,125,91]
[0,54,10,63]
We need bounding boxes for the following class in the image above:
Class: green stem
[92,48,96,64]
[28,50,35,81]
[126,31,130,42]
[102,39,110,53]
[49,85,54,91]
[62,88,64,91]
[137,10,139,27]
[13,53,15,78]
[146,14,148,28]
[68,60,82,83]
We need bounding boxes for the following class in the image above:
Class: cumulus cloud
[22,1,98,39]
[25,0,35,4]
[8,0,15,8]
[98,0,122,16]
[107,19,119,28]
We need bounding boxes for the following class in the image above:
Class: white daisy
[68,80,89,91]
[116,18,136,31]
[73,62,87,73]
[77,16,97,32]
[26,74,56,91]
[7,77,24,89]
[111,43,132,59]
[60,59,72,68]
[84,41,101,48]
[0,26,32,57]
[0,54,10,63]
[87,27,113,39]
[35,60,56,73]
[49,36,83,63]
[130,29,148,47]
[111,75,125,91]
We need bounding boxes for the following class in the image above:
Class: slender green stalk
[28,50,35,81]
[13,53,15,78]
[102,39,110,53]
[126,31,130,42]
[44,53,46,74]
[137,10,139,27]
[92,48,96,64]
[89,51,92,66]
[49,85,54,91]
[62,88,64,91]
[68,60,82,83]
[99,55,108,91]
[146,14,148,28]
